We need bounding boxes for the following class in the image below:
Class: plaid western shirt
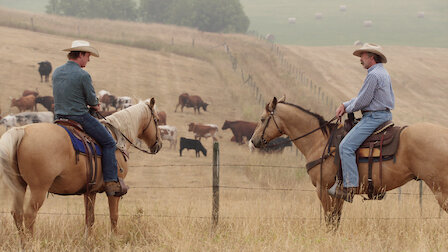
[343,63,395,113]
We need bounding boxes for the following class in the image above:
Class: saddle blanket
[58,125,102,156]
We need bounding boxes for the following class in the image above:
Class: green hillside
[241,0,448,47]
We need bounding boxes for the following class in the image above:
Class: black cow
[35,96,54,112]
[260,137,292,153]
[38,61,52,82]
[179,137,207,157]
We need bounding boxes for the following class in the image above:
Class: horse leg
[317,187,344,230]
[84,193,97,235]
[107,196,120,233]
[24,188,47,234]
[10,183,27,235]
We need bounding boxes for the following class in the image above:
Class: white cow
[117,96,132,110]
[0,115,17,129]
[158,125,177,149]
[15,111,54,126]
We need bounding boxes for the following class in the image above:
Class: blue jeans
[339,111,392,187]
[56,113,118,182]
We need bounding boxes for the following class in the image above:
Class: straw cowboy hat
[62,40,99,57]
[353,43,387,63]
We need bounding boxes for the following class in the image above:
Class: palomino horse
[250,96,448,228]
[0,98,162,238]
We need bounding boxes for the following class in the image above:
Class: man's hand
[336,104,346,118]
[90,104,101,111]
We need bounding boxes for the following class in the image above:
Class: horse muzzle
[150,141,162,154]
[250,137,263,148]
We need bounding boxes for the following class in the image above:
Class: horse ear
[268,97,278,111]
[278,95,286,103]
[146,97,155,109]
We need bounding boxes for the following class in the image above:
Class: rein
[260,104,340,172]
[93,106,159,155]
[260,107,339,147]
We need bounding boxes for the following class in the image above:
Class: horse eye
[261,118,265,123]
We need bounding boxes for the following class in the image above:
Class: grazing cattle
[0,115,17,129]
[222,120,257,144]
[97,89,111,98]
[38,61,52,82]
[10,95,36,112]
[175,93,208,114]
[175,93,190,112]
[179,137,207,157]
[188,95,208,114]
[93,110,117,119]
[158,111,167,125]
[259,137,292,154]
[22,89,39,97]
[100,93,117,111]
[35,96,54,112]
[159,125,177,149]
[188,123,218,141]
[116,96,132,110]
[15,111,54,126]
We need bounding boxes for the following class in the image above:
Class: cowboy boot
[334,187,358,203]
[105,178,128,197]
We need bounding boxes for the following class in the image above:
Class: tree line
[46,0,249,33]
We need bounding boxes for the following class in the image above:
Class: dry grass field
[1,8,448,251]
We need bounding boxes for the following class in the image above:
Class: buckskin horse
[0,98,162,239]
[250,96,448,228]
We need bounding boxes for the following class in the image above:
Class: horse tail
[0,127,26,194]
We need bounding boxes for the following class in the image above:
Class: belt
[361,108,390,114]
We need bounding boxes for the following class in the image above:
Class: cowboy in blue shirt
[329,43,395,202]
[53,40,127,197]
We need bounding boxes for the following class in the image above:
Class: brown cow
[93,110,117,119]
[175,93,208,114]
[158,111,167,125]
[35,96,54,112]
[188,122,218,141]
[222,120,257,144]
[22,89,39,97]
[175,93,190,112]
[188,95,208,114]
[11,95,36,112]
[100,94,117,111]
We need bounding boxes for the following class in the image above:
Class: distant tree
[139,0,249,33]
[139,0,175,23]
[46,0,137,21]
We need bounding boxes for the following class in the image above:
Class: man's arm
[344,74,378,113]
[82,73,99,107]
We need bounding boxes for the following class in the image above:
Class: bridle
[95,104,160,154]
[259,106,338,147]
[138,106,160,151]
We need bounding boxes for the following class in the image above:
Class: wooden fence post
[419,180,423,216]
[212,142,220,230]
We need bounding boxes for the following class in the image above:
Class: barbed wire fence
[0,143,443,224]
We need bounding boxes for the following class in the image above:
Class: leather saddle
[330,113,407,200]
[55,119,101,194]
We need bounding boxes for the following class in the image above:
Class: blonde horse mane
[102,101,153,148]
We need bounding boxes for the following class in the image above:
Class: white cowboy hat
[62,40,99,57]
[353,43,387,63]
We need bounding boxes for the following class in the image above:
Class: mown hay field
[1,9,448,251]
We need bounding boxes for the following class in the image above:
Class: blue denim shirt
[52,61,98,116]
[343,63,395,113]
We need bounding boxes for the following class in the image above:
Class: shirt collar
[66,60,80,67]
[368,63,382,73]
